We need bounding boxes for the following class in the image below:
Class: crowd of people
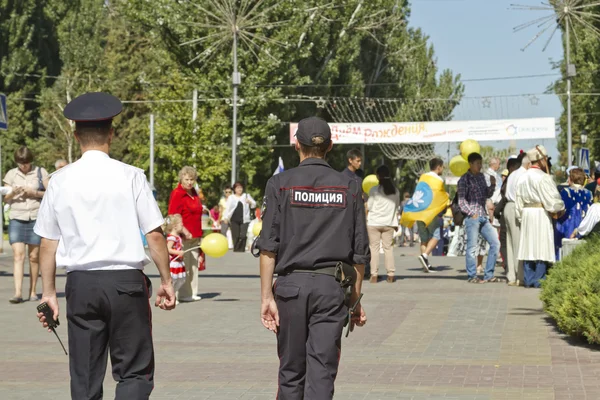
[6,142,600,304]
[400,146,600,289]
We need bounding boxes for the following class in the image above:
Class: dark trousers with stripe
[66,270,154,400]
[275,273,347,400]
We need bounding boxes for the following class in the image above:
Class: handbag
[36,166,46,191]
[494,195,507,220]
[450,193,465,226]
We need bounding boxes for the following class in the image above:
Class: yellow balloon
[252,220,263,237]
[450,155,469,177]
[362,174,379,193]
[200,233,229,258]
[460,139,481,160]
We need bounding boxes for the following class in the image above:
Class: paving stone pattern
[0,246,599,399]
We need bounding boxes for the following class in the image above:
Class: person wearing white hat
[515,145,565,288]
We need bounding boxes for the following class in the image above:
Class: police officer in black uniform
[257,117,370,399]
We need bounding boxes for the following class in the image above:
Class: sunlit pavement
[0,245,598,399]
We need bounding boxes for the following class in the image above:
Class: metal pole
[192,88,198,129]
[566,16,573,167]
[361,143,366,172]
[231,28,240,186]
[149,114,154,189]
[192,89,198,167]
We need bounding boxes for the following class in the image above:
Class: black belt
[283,263,356,288]
[286,266,337,277]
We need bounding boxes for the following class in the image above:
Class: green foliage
[0,0,462,212]
[0,0,61,173]
[540,235,600,345]
[551,1,600,166]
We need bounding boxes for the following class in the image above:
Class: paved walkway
[0,246,599,399]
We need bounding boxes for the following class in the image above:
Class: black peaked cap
[63,92,123,122]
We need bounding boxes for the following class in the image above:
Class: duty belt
[285,263,362,334]
[286,262,356,288]
[287,266,337,277]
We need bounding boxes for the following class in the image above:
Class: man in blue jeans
[457,153,501,283]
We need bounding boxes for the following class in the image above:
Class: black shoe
[418,255,430,273]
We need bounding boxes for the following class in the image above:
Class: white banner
[289,117,555,144]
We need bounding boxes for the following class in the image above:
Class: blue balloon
[403,182,433,213]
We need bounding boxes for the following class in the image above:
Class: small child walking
[165,214,187,295]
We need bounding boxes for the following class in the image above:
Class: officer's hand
[350,304,367,332]
[260,298,279,333]
[37,294,59,333]
[155,282,176,310]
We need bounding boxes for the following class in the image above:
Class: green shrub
[540,235,600,345]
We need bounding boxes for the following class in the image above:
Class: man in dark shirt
[341,148,370,277]
[457,152,500,284]
[342,148,363,187]
[257,117,369,399]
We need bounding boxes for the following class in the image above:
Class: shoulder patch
[290,187,347,208]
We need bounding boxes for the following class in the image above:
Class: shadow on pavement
[543,316,600,351]
[508,307,545,316]
[197,292,221,299]
[406,266,453,272]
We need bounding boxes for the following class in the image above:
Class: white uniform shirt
[505,166,527,202]
[34,151,164,272]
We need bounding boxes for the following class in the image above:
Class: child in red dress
[165,214,187,295]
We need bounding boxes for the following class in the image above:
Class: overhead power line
[1,70,574,89]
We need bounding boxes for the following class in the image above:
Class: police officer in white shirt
[35,92,176,400]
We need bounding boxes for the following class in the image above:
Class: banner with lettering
[289,117,555,144]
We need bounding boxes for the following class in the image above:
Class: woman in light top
[224,182,256,252]
[3,146,48,304]
[366,165,400,283]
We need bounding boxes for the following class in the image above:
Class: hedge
[540,235,600,345]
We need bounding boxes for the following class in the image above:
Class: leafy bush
[540,235,600,345]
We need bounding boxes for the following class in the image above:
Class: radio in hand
[37,302,68,355]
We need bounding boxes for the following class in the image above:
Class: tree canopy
[0,0,462,211]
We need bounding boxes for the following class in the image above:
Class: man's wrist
[261,292,274,301]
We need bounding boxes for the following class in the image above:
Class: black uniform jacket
[257,157,370,275]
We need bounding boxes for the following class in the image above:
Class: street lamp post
[231,27,240,186]
[512,0,600,167]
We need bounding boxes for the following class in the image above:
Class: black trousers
[275,273,347,400]
[66,270,154,400]
[230,221,248,252]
